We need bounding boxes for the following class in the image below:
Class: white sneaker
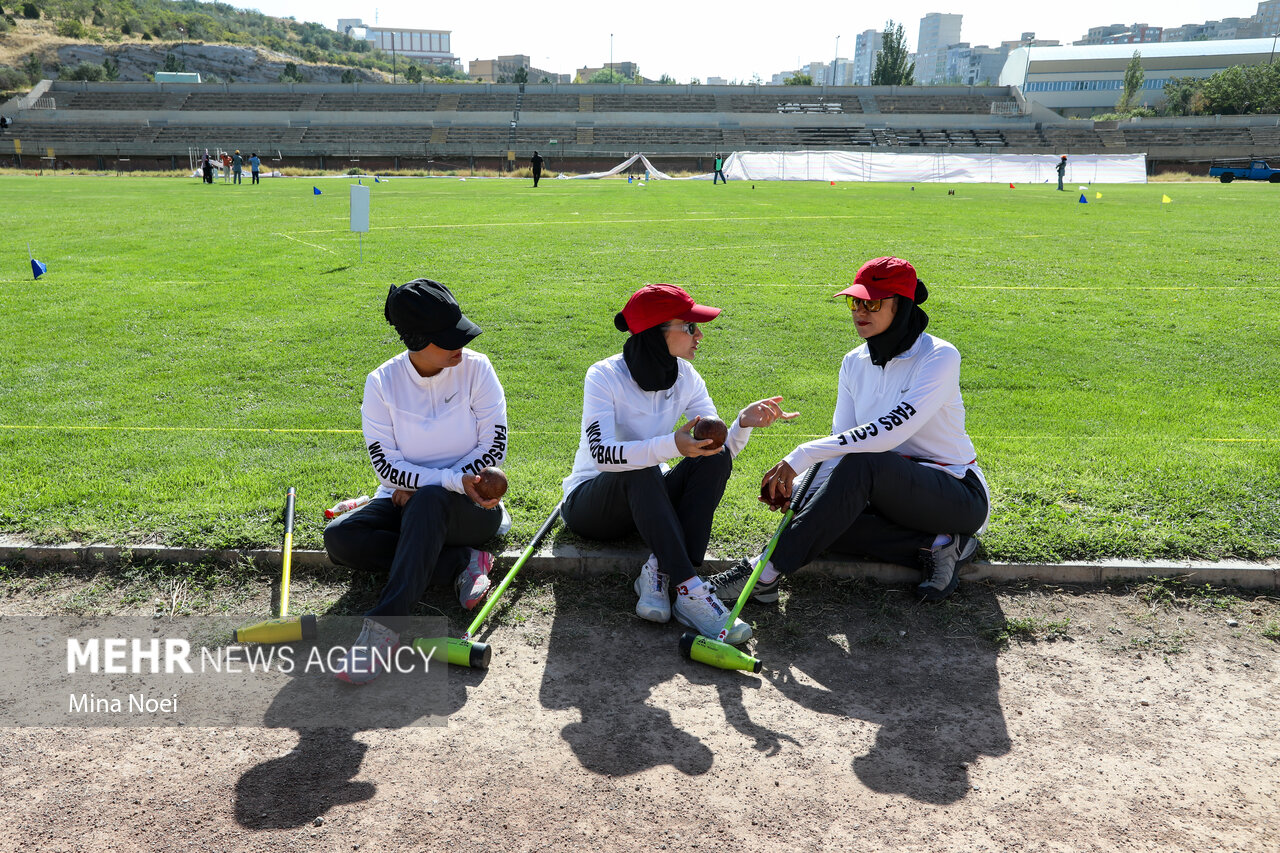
[455,549,493,610]
[674,582,752,644]
[633,555,670,623]
[335,618,400,685]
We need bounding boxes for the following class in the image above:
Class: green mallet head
[679,632,761,673]
[413,637,491,669]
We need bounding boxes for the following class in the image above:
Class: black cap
[384,279,481,352]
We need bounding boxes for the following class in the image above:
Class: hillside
[0,0,469,96]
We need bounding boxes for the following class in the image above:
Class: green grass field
[2,174,1278,561]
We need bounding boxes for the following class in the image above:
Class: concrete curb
[1,541,1276,590]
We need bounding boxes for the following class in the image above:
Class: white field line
[274,232,340,255]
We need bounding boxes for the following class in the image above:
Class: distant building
[1001,38,1280,116]
[916,12,963,84]
[1075,23,1163,45]
[575,62,645,83]
[1163,17,1264,41]
[705,76,731,85]
[469,55,567,83]
[1000,32,1061,50]
[802,59,855,86]
[944,43,1009,85]
[1260,0,1280,36]
[337,18,458,67]
[853,29,884,86]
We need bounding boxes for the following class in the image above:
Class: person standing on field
[531,150,544,187]
[712,153,727,184]
[232,150,244,185]
[249,152,261,184]
[1057,155,1067,191]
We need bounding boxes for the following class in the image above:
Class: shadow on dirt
[539,572,1011,803]
[233,577,486,829]
[757,576,1013,804]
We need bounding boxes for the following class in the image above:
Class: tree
[21,2,37,18]
[513,66,528,83]
[1117,50,1144,112]
[871,20,914,86]
[785,73,813,86]
[404,63,422,83]
[22,52,42,81]
[340,68,357,84]
[161,53,185,73]
[278,61,305,82]
[1161,76,1199,116]
[658,74,676,85]
[588,68,626,84]
[66,62,105,81]
[102,56,119,81]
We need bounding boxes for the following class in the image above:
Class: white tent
[723,151,1147,184]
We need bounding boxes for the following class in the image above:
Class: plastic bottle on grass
[325,495,371,520]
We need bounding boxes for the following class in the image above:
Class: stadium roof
[1020,38,1280,63]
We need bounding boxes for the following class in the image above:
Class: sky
[238,0,1262,82]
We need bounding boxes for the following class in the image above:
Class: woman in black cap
[560,283,796,645]
[712,256,990,606]
[326,279,509,684]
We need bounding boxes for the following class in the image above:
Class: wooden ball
[692,416,728,451]
[475,467,508,501]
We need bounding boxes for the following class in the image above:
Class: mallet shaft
[462,502,562,640]
[279,487,296,618]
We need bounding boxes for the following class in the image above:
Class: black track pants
[323,487,502,632]
[771,452,988,574]
[562,451,732,584]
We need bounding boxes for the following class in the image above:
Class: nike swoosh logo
[444,392,457,404]
[664,391,673,400]
[900,388,910,394]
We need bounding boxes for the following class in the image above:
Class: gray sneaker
[709,558,780,605]
[673,584,752,644]
[916,535,979,601]
[633,554,671,623]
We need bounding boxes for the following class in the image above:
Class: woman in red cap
[712,257,989,604]
[561,283,796,643]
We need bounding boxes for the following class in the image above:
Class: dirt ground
[3,569,1278,852]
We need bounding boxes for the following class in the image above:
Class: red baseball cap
[618,283,721,334]
[834,256,920,301]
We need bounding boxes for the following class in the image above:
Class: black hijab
[865,281,930,368]
[615,313,678,392]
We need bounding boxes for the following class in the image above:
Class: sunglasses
[663,321,699,335]
[844,295,890,313]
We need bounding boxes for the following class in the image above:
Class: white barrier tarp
[563,153,678,180]
[723,151,1148,184]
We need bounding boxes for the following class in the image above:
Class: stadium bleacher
[6,81,1278,170]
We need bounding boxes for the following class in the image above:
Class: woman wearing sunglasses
[711,256,990,605]
[561,283,797,643]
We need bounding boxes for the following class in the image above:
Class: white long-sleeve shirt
[785,333,989,523]
[361,349,508,500]
[562,353,751,497]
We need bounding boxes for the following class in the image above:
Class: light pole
[832,35,840,86]
[1270,31,1279,65]
[610,33,614,81]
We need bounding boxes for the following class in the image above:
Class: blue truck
[1208,159,1280,183]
